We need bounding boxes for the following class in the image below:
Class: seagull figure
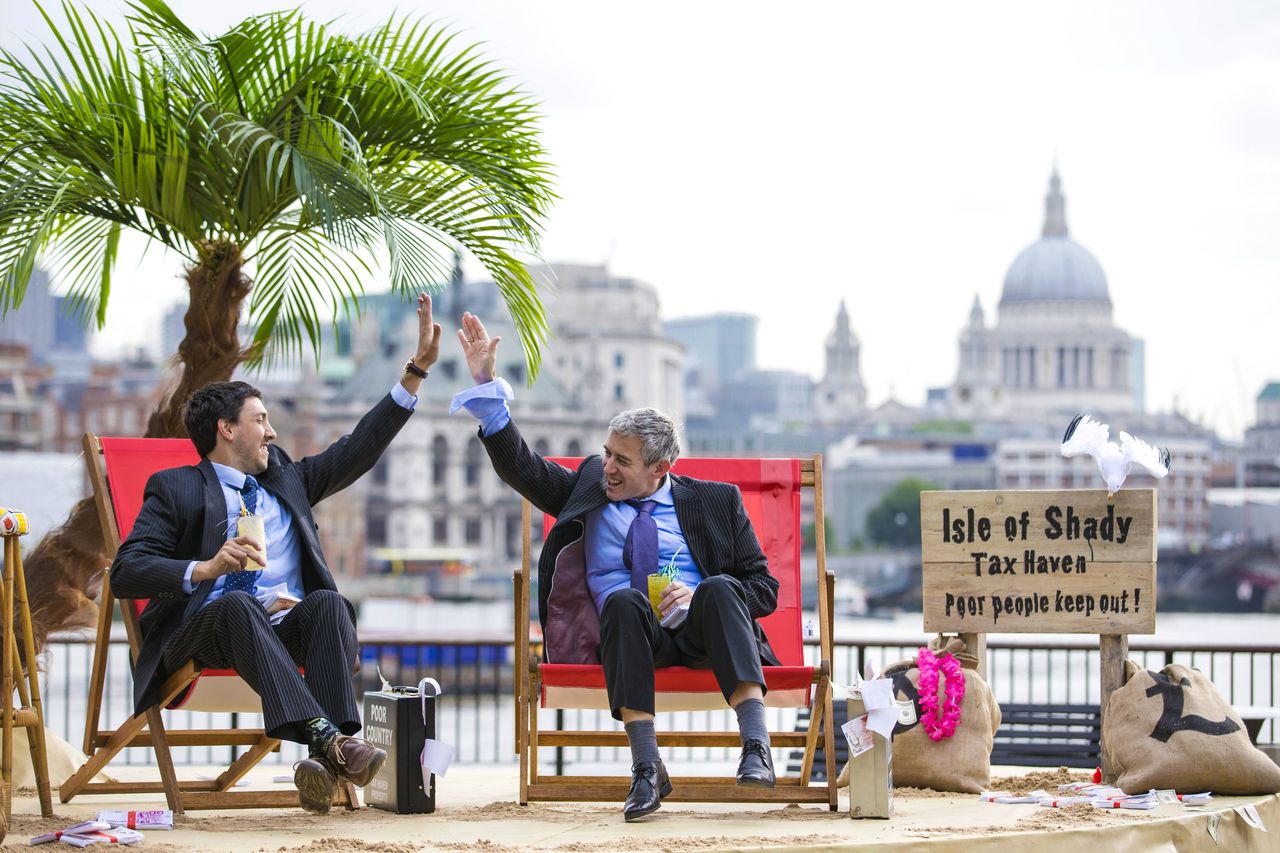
[1060,414,1171,499]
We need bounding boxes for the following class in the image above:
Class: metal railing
[38,632,1279,772]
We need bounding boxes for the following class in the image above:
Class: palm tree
[0,0,555,646]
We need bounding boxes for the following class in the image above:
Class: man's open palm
[458,311,501,383]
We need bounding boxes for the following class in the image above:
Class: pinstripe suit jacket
[481,419,781,667]
[112,393,412,714]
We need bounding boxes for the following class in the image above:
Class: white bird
[1060,414,1171,498]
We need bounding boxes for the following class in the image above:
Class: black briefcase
[362,680,439,813]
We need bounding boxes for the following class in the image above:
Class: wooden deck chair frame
[59,433,357,812]
[513,455,837,809]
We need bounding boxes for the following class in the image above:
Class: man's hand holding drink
[191,534,266,583]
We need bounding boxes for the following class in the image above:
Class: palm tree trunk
[22,241,251,652]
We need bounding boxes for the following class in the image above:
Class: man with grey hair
[450,312,780,822]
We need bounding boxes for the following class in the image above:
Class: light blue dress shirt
[184,382,417,618]
[582,475,701,613]
[451,379,702,614]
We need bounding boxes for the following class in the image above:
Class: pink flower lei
[917,647,965,741]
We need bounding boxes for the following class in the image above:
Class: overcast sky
[5,1,1278,439]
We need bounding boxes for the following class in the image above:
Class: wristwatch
[404,358,429,379]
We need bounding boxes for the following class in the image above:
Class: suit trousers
[161,589,361,743]
[598,574,766,719]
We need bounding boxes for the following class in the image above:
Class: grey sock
[624,719,661,766]
[734,697,770,748]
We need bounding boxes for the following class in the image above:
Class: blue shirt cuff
[184,560,197,595]
[390,381,417,411]
[450,379,514,437]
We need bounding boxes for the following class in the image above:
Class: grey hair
[608,408,680,466]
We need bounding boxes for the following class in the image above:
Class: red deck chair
[514,456,837,808]
[59,434,357,812]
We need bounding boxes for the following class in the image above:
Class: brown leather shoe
[323,734,387,787]
[294,757,337,815]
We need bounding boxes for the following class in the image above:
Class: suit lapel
[183,459,227,620]
[670,475,711,573]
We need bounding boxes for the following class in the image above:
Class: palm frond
[1,0,555,375]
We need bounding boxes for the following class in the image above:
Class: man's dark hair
[183,381,263,457]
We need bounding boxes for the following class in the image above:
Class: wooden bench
[991,703,1101,769]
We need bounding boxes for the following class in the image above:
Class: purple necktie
[623,499,659,593]
[224,475,260,594]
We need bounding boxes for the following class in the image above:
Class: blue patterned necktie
[623,499,659,594]
[224,475,260,594]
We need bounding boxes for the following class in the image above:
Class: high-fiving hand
[457,311,501,384]
[414,292,443,370]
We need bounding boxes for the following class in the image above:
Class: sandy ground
[5,765,1276,852]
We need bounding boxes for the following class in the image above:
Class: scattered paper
[1236,804,1267,831]
[858,677,894,709]
[31,821,112,845]
[421,738,455,778]
[1207,813,1221,843]
[852,676,899,739]
[841,715,874,758]
[95,810,172,830]
[63,827,144,847]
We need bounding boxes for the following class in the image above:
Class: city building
[1244,382,1280,486]
[812,300,868,425]
[944,170,1143,421]
[664,313,757,392]
[541,263,685,421]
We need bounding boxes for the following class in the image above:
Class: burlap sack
[1102,660,1280,795]
[840,636,1000,793]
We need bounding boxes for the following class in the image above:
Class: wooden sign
[920,489,1156,634]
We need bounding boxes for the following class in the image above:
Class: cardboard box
[847,697,893,819]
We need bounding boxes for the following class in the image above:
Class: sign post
[919,489,1158,781]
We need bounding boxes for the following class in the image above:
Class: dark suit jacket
[112,394,412,714]
[481,419,781,666]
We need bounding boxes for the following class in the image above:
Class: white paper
[660,603,690,629]
[858,677,894,710]
[1236,804,1267,831]
[866,707,898,739]
[840,715,874,758]
[421,738,455,778]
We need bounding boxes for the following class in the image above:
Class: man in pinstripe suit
[112,293,442,815]
[450,312,781,821]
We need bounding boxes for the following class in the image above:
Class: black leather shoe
[736,738,776,788]
[623,760,672,821]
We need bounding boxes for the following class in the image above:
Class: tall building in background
[539,263,686,421]
[664,313,757,391]
[945,170,1141,421]
[812,300,867,425]
[0,268,89,362]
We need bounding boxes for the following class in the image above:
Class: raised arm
[300,292,442,505]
